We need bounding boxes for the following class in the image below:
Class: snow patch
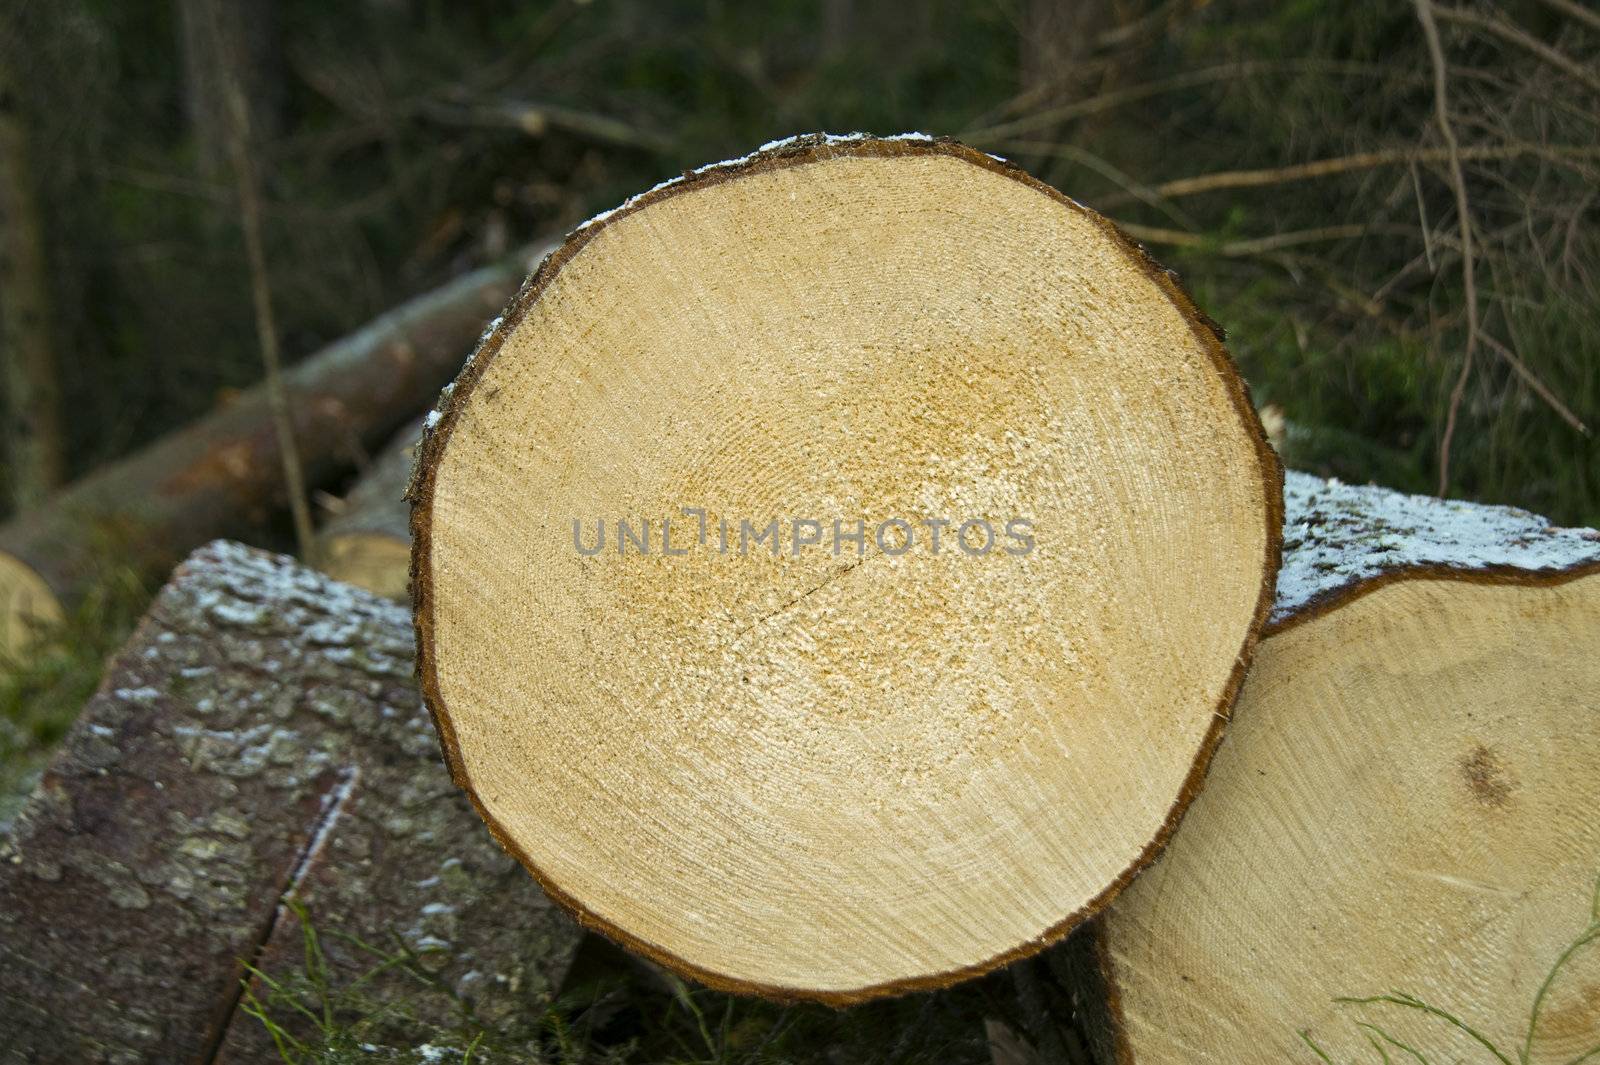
[1274,471,1600,623]
[574,132,939,238]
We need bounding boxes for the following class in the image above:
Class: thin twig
[1414,0,1481,497]
[1019,143,1199,230]
[213,2,316,560]
[1116,221,1412,257]
[416,98,671,152]
[1535,0,1600,34]
[1409,162,1436,272]
[1480,332,1589,435]
[962,59,1396,143]
[1068,143,1600,206]
[1433,5,1600,96]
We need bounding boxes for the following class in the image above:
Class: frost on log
[0,542,582,1065]
[1068,472,1600,1065]
[410,134,1282,1000]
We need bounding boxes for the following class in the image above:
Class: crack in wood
[731,553,873,640]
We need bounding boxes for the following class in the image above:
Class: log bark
[411,134,1281,1002]
[0,242,553,660]
[0,540,582,1065]
[313,416,422,599]
[1070,472,1600,1064]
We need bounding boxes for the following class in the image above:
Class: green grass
[0,548,154,831]
[238,902,1021,1065]
[1301,873,1600,1064]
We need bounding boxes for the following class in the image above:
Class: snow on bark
[1274,470,1600,626]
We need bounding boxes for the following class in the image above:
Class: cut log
[0,242,554,662]
[314,415,423,599]
[411,134,1282,1001]
[1071,472,1600,1064]
[0,541,582,1064]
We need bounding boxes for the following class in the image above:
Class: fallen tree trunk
[1069,472,1600,1064]
[0,540,583,1064]
[314,415,423,599]
[411,134,1282,1002]
[0,242,554,660]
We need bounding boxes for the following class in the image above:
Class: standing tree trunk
[0,46,65,510]
[1069,472,1600,1064]
[411,134,1281,1002]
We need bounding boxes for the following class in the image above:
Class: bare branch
[1535,0,1600,35]
[416,99,672,153]
[1117,221,1414,257]
[1076,143,1600,206]
[1434,5,1600,96]
[1414,0,1481,497]
[962,59,1396,143]
[1481,332,1588,435]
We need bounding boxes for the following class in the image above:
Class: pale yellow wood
[0,552,62,660]
[1100,573,1600,1063]
[319,532,410,600]
[418,139,1276,998]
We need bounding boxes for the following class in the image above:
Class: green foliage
[1300,873,1600,1064]
[241,904,1003,1065]
[0,544,154,829]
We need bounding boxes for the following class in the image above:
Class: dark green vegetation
[0,544,152,830]
[3,0,1595,524]
[241,902,1023,1064]
[239,872,1600,1065]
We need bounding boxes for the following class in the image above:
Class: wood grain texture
[1079,475,1600,1064]
[411,134,1281,1001]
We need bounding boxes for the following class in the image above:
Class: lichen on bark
[0,540,581,1065]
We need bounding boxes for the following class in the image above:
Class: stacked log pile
[0,135,1596,1064]
[0,243,553,660]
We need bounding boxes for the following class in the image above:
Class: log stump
[411,134,1282,1001]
